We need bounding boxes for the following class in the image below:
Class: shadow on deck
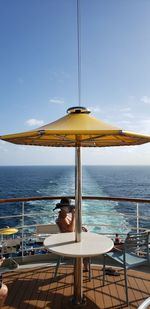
[2,264,150,309]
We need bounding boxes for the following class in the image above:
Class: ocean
[0,165,150,235]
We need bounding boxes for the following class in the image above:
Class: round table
[44,232,114,306]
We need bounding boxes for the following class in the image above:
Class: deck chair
[36,224,59,239]
[138,297,150,309]
[54,222,92,281]
[103,231,150,305]
[36,224,67,277]
[54,255,91,281]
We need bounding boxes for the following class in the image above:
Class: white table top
[44,232,114,257]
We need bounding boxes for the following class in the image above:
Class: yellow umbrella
[1,106,150,147]
[1,106,150,242]
[0,228,18,235]
[1,106,150,304]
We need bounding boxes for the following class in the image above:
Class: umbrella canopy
[0,228,18,235]
[1,106,150,147]
[1,106,150,242]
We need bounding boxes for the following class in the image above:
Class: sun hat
[53,197,75,211]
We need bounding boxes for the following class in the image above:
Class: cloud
[0,143,8,152]
[139,119,150,134]
[126,118,150,134]
[117,120,131,126]
[128,95,135,100]
[120,107,131,112]
[49,97,64,105]
[122,112,134,119]
[17,146,28,151]
[25,118,44,127]
[50,71,70,81]
[120,108,133,118]
[88,106,102,113]
[127,95,136,103]
[140,96,150,104]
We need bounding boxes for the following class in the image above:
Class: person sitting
[114,233,121,244]
[54,197,75,233]
[54,197,89,272]
[113,233,124,251]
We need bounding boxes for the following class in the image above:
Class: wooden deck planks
[2,265,150,309]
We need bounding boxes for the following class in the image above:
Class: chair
[103,231,150,305]
[36,223,59,240]
[54,222,91,281]
[53,221,92,281]
[54,255,91,281]
[138,297,150,309]
[36,224,61,273]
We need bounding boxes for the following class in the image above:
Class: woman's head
[53,197,75,212]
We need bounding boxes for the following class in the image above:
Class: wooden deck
[2,264,150,309]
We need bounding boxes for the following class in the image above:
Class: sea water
[0,165,150,235]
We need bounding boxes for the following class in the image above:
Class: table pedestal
[44,232,114,307]
[73,257,84,305]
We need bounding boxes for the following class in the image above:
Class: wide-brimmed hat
[53,197,74,211]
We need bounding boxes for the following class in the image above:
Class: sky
[0,0,150,165]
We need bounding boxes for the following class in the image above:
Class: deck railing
[0,195,150,258]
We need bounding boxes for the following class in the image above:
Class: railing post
[21,202,25,258]
[136,203,139,234]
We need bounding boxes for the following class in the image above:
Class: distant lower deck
[2,264,150,309]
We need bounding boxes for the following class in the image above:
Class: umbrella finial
[67,106,91,114]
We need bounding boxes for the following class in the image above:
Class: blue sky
[0,0,150,165]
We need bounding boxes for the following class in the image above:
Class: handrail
[0,195,149,258]
[0,211,149,220]
[0,195,150,204]
[0,195,149,242]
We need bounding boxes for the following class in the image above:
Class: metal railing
[0,195,150,258]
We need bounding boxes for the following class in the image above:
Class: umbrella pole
[73,146,84,305]
[75,146,82,242]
